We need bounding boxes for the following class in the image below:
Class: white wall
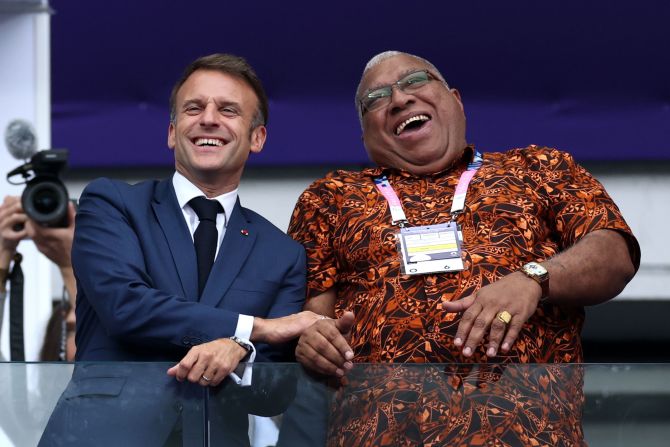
[596,172,670,300]
[0,5,53,361]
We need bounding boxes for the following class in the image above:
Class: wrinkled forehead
[359,54,433,95]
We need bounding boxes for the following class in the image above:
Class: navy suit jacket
[40,177,305,447]
[73,176,306,362]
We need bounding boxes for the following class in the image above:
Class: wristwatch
[229,336,253,353]
[521,262,549,301]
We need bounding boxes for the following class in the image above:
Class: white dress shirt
[172,172,255,385]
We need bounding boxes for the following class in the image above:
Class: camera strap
[9,252,25,361]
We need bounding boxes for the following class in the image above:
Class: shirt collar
[172,171,238,226]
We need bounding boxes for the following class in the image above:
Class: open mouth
[193,137,225,147]
[395,114,431,136]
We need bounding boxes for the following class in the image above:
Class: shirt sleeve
[525,147,640,270]
[288,176,340,299]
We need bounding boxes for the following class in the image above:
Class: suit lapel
[200,198,256,307]
[151,179,199,301]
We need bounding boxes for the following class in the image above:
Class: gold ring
[201,375,211,382]
[497,311,512,325]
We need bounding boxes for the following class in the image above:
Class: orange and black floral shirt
[288,146,639,365]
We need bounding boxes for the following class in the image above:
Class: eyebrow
[363,67,426,95]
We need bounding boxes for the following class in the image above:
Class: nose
[388,87,414,114]
[199,103,219,127]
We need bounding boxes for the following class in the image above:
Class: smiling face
[167,69,266,195]
[359,54,467,175]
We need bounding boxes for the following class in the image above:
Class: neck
[177,167,240,197]
[400,146,469,176]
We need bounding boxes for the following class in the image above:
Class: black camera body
[7,149,70,228]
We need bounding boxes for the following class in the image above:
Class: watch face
[525,262,547,276]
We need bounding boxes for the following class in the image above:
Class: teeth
[395,115,430,135]
[195,138,224,147]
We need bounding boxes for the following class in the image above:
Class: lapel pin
[240,229,249,236]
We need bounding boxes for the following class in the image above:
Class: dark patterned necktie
[188,196,223,297]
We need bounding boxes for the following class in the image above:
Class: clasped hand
[167,338,248,387]
[295,311,355,377]
[167,310,325,387]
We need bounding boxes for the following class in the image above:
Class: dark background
[50,0,670,168]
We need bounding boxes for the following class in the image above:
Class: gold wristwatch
[521,262,549,301]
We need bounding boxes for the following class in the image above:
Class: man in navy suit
[39,54,320,446]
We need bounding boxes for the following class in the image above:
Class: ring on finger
[201,374,211,382]
[497,310,512,325]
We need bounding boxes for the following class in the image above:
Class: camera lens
[33,188,60,214]
[22,179,69,227]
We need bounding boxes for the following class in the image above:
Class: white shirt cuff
[228,314,256,386]
[228,343,256,386]
[234,314,254,341]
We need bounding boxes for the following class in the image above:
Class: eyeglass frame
[358,70,445,116]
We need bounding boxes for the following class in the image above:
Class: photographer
[0,195,76,361]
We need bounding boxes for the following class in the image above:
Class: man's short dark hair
[169,53,268,129]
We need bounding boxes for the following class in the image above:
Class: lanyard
[374,151,483,227]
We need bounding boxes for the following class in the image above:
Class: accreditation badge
[397,222,464,275]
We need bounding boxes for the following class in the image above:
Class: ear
[450,88,464,112]
[167,121,176,150]
[250,125,267,154]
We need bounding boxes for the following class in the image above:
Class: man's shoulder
[82,177,165,200]
[487,145,576,167]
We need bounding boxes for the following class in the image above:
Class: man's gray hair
[355,51,448,126]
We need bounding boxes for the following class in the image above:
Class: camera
[7,149,71,227]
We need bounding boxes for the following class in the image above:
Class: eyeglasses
[359,70,437,115]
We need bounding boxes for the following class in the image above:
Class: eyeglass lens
[362,71,431,113]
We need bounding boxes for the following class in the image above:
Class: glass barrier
[1,362,669,446]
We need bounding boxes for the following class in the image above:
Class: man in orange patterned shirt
[288,51,639,445]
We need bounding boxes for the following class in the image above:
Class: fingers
[452,298,516,358]
[296,318,354,377]
[500,321,523,353]
[440,294,475,313]
[1,196,21,209]
[335,311,355,338]
[2,213,28,237]
[449,273,541,358]
[167,339,248,387]
[453,299,487,356]
[167,351,198,381]
[26,219,75,266]
[486,312,511,357]
[0,206,28,249]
